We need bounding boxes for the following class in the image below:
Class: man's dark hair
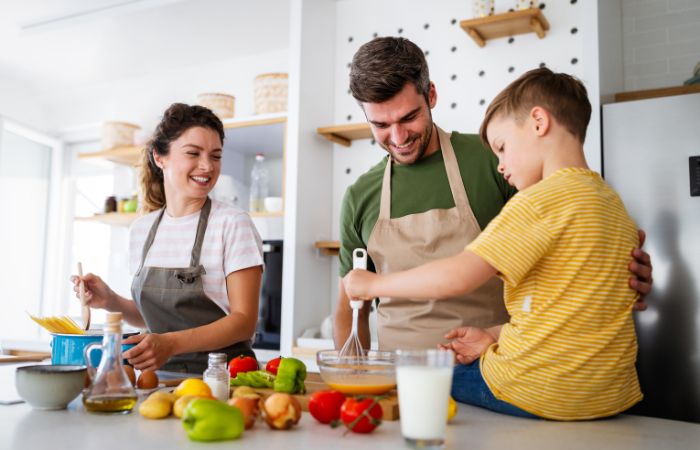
[350,37,431,104]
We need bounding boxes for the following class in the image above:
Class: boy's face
[486,113,544,191]
[361,82,437,165]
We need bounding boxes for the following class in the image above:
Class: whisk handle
[350,248,368,309]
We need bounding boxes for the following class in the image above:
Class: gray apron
[367,126,509,351]
[131,197,254,373]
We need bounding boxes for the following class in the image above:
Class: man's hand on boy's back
[630,229,653,311]
[439,327,496,365]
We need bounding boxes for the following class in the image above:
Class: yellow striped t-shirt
[467,167,643,420]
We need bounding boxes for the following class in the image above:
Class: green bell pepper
[230,370,275,388]
[273,357,307,394]
[181,398,244,442]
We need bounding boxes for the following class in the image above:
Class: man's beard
[382,121,434,165]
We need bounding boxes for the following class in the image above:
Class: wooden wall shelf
[317,123,372,147]
[75,212,140,226]
[250,211,284,218]
[614,84,700,103]
[77,114,288,166]
[460,8,550,48]
[78,145,142,167]
[222,113,287,130]
[314,240,340,256]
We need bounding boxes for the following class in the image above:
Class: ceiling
[0,0,290,93]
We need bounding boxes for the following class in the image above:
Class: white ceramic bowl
[264,196,283,213]
[15,365,87,410]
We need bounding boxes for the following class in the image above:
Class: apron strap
[435,126,470,210]
[378,155,392,220]
[136,197,212,274]
[136,207,167,276]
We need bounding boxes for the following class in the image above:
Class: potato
[138,399,171,419]
[173,394,199,419]
[148,390,177,405]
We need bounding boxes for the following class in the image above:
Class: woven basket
[101,121,140,150]
[197,93,235,119]
[254,73,288,114]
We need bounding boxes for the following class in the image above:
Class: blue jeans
[451,361,539,419]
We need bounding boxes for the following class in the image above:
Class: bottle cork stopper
[106,312,123,324]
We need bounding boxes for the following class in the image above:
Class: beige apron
[367,126,509,351]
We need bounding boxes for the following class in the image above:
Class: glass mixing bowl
[316,350,396,395]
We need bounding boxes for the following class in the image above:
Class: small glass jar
[515,0,535,10]
[473,0,495,18]
[104,196,117,213]
[203,353,230,401]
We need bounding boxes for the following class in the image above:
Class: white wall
[0,74,47,131]
[48,49,289,141]
[622,0,700,90]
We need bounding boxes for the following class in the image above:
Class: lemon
[447,396,457,422]
[174,378,212,399]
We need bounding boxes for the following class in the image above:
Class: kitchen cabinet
[459,8,550,48]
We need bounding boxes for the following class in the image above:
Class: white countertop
[1,363,698,450]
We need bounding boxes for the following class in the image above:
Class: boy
[343,68,643,420]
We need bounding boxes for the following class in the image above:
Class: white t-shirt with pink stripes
[129,199,264,313]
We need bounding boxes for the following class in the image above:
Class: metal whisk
[338,248,368,361]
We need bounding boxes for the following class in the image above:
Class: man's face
[361,82,437,165]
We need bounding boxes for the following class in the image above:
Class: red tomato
[308,390,346,424]
[228,355,258,378]
[340,397,383,433]
[265,356,283,376]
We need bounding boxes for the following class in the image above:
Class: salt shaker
[203,353,230,401]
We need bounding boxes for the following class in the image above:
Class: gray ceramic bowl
[15,365,86,410]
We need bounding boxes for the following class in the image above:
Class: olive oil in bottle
[83,395,138,413]
[83,313,137,414]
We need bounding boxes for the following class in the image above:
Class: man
[334,37,653,351]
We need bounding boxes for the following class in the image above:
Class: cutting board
[0,353,51,364]
[161,372,400,420]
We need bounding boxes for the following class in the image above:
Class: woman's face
[155,126,223,203]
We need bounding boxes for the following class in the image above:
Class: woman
[72,103,263,373]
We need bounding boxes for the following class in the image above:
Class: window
[0,119,63,343]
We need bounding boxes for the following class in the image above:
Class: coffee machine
[253,240,282,350]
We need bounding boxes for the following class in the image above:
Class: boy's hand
[629,229,653,311]
[438,327,496,365]
[342,269,378,301]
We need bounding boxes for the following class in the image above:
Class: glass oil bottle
[82,312,137,413]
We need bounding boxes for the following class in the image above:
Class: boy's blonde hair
[479,67,591,149]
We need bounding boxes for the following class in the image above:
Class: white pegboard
[331,0,587,240]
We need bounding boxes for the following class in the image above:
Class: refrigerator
[602,92,700,423]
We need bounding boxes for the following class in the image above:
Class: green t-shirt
[339,131,517,276]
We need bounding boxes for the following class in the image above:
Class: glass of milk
[396,349,454,449]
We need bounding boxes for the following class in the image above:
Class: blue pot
[50,332,137,366]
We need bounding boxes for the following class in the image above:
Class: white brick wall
[622,0,700,90]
